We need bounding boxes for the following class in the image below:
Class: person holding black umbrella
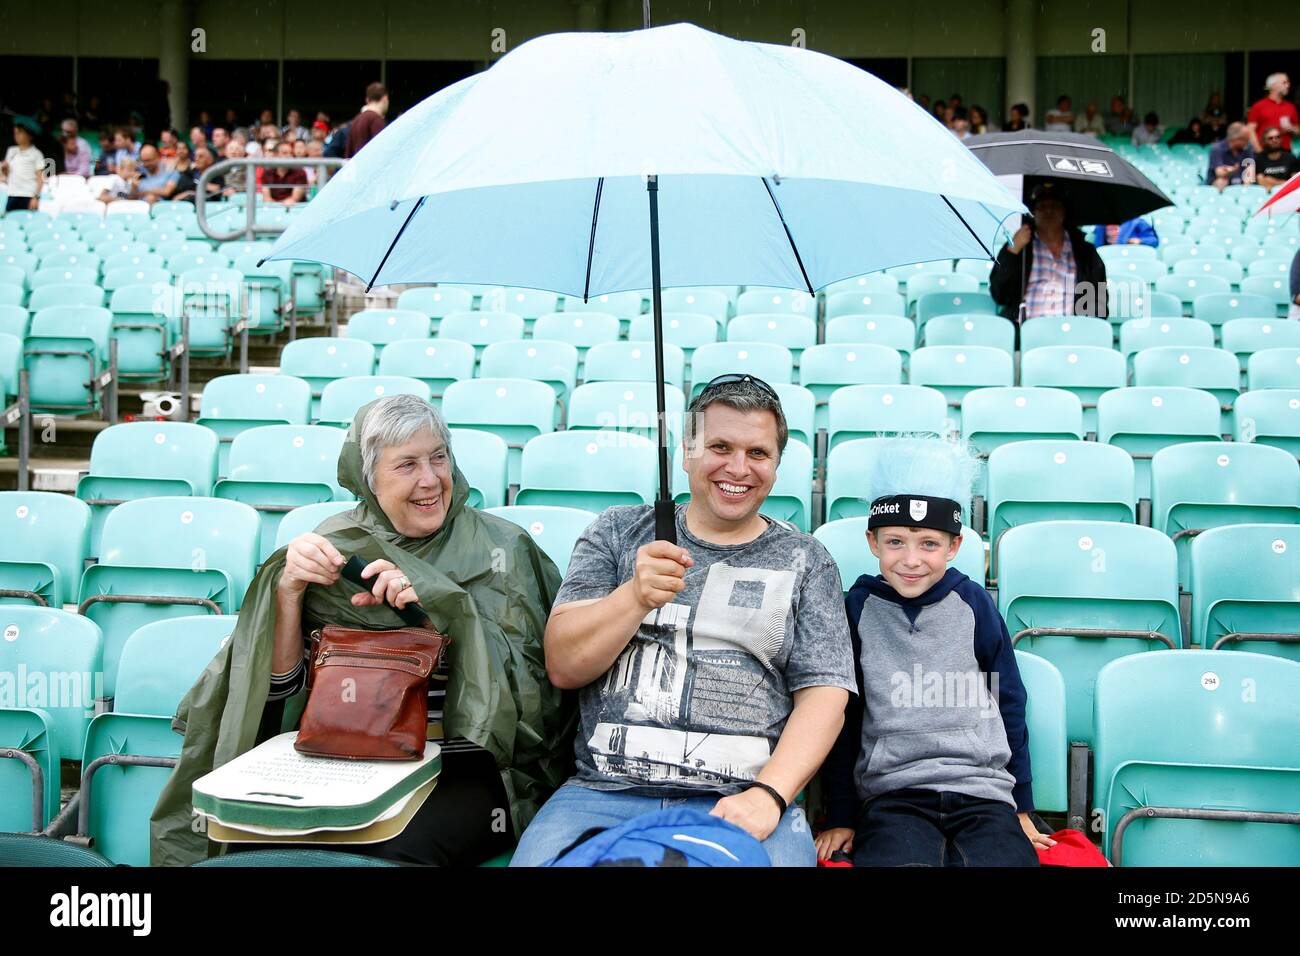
[989,182,1108,323]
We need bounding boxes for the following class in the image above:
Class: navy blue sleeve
[957,579,1034,814]
[820,585,867,830]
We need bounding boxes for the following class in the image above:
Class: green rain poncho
[150,401,576,865]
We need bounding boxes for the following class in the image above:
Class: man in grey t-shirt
[511,376,857,866]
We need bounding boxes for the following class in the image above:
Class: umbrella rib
[760,177,814,295]
[366,196,426,292]
[582,177,605,303]
[940,194,993,261]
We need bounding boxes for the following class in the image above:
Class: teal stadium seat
[998,521,1181,747]
[1097,386,1222,500]
[812,517,985,590]
[986,440,1135,578]
[479,339,578,410]
[279,337,377,417]
[480,287,560,326]
[659,288,731,325]
[906,274,981,314]
[907,346,1014,431]
[346,309,431,347]
[1190,524,1300,661]
[1131,346,1240,428]
[448,428,509,510]
[24,305,113,414]
[568,381,686,447]
[1240,275,1291,316]
[1118,317,1215,362]
[1221,319,1300,379]
[1247,347,1300,389]
[1015,650,1069,814]
[532,311,621,359]
[437,310,523,356]
[76,421,218,557]
[79,615,236,865]
[824,290,906,320]
[773,383,816,448]
[31,267,98,289]
[961,387,1084,500]
[107,283,180,380]
[316,375,431,430]
[396,286,475,326]
[197,374,312,475]
[1149,441,1300,589]
[102,266,169,294]
[441,378,556,485]
[584,340,686,390]
[0,491,91,608]
[735,288,817,317]
[0,608,101,832]
[826,437,971,524]
[177,267,243,356]
[273,501,357,551]
[1171,258,1244,286]
[1233,388,1300,454]
[214,425,352,561]
[1092,650,1300,866]
[628,312,719,361]
[78,497,259,699]
[484,506,597,574]
[1020,316,1113,352]
[823,315,916,357]
[798,343,902,430]
[1191,292,1276,328]
[28,283,104,311]
[1020,346,1126,434]
[923,313,1015,353]
[0,304,30,339]
[516,431,657,511]
[379,338,477,405]
[564,290,645,319]
[826,384,948,449]
[1155,273,1231,308]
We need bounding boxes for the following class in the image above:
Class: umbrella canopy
[1254,171,1300,218]
[965,130,1172,226]
[263,23,1022,294]
[262,22,1024,542]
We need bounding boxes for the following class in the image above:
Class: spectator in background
[60,119,92,177]
[1105,95,1135,136]
[132,144,179,203]
[1092,218,1159,248]
[80,95,101,130]
[262,140,307,205]
[989,182,1108,323]
[174,146,222,204]
[210,128,229,157]
[303,139,325,189]
[282,109,310,142]
[197,110,214,138]
[311,120,328,143]
[1044,95,1074,132]
[1256,127,1300,189]
[223,108,240,130]
[969,104,993,134]
[111,128,140,173]
[222,140,248,197]
[1131,112,1164,146]
[170,143,195,198]
[190,126,209,154]
[1201,92,1228,141]
[93,132,114,176]
[258,108,275,129]
[1207,122,1256,189]
[918,94,931,111]
[1074,102,1106,137]
[346,82,390,158]
[97,156,136,204]
[1005,102,1031,131]
[932,100,949,124]
[158,128,180,166]
[1247,74,1297,152]
[2,117,45,212]
[1168,118,1206,145]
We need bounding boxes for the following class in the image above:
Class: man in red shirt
[1247,73,1298,152]
[345,82,389,159]
[261,140,307,205]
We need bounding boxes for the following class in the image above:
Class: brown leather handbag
[294,624,451,760]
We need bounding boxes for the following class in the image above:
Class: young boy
[815,438,1054,866]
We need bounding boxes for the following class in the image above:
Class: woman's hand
[351,558,419,610]
[279,532,345,597]
[814,827,854,861]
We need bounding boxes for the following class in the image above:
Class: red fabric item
[1035,829,1109,867]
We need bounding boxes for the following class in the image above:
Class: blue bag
[546,807,771,867]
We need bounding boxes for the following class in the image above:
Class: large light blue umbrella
[263,22,1023,541]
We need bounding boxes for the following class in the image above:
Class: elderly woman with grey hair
[151,395,576,866]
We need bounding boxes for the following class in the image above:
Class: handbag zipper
[315,648,425,668]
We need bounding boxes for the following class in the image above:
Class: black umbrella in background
[965,130,1174,225]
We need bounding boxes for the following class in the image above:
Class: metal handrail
[1112,806,1300,866]
[194,156,346,242]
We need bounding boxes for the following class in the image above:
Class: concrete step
[0,455,87,491]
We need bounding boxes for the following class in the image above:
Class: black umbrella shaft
[647,175,676,545]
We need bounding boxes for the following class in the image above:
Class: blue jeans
[852,788,1039,867]
[510,779,816,867]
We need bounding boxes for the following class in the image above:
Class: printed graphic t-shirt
[555,503,857,795]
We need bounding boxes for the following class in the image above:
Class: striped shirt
[1024,233,1076,318]
[269,640,484,755]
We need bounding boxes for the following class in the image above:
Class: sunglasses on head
[698,373,780,402]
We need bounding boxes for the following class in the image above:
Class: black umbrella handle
[654,498,678,545]
[341,555,432,628]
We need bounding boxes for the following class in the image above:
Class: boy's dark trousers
[852,788,1039,867]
